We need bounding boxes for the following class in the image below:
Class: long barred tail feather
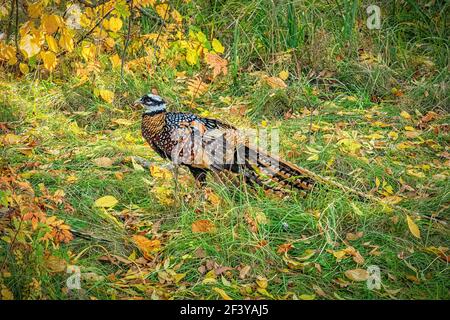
[242,145,315,191]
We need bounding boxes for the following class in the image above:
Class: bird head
[134,94,166,114]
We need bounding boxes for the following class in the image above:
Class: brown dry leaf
[420,111,438,123]
[45,255,67,273]
[192,219,216,233]
[93,157,113,167]
[312,285,326,297]
[239,265,251,279]
[187,77,208,98]
[205,53,228,78]
[263,75,287,89]
[277,243,293,254]
[346,231,363,241]
[344,268,369,282]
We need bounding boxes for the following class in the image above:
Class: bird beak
[133,99,143,108]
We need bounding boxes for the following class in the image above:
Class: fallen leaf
[344,268,369,282]
[93,157,113,167]
[192,220,216,233]
[213,287,232,300]
[346,231,363,241]
[277,243,293,254]
[406,215,421,239]
[94,195,118,208]
[239,265,251,279]
[400,111,411,120]
[132,235,161,258]
[299,294,315,300]
[256,276,268,289]
[45,255,67,273]
[278,70,289,80]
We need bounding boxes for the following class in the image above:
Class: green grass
[1,71,448,299]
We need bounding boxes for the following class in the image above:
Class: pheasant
[136,93,314,192]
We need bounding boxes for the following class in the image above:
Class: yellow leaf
[40,51,57,71]
[388,131,398,140]
[108,17,123,32]
[278,70,289,81]
[400,111,411,120]
[307,154,319,161]
[186,47,198,65]
[202,270,217,284]
[81,42,96,62]
[344,268,369,281]
[406,169,425,178]
[112,118,133,126]
[150,165,172,179]
[28,1,43,18]
[212,38,224,54]
[196,31,207,44]
[213,287,232,300]
[406,215,421,239]
[404,126,415,131]
[1,287,14,300]
[110,54,121,68]
[105,37,115,48]
[0,45,17,65]
[299,294,316,300]
[192,219,216,233]
[19,63,29,74]
[171,9,183,24]
[41,15,63,34]
[155,3,170,19]
[59,32,74,52]
[256,276,268,289]
[19,34,41,58]
[99,89,114,103]
[365,133,384,140]
[46,35,59,53]
[94,195,118,208]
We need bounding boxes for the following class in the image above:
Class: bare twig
[14,0,19,52]
[304,88,316,144]
[290,164,447,225]
[131,156,152,169]
[121,0,134,80]
[75,7,114,47]
[5,0,15,41]
[76,0,113,8]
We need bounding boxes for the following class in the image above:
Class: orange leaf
[192,219,216,233]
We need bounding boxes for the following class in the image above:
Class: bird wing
[170,118,241,170]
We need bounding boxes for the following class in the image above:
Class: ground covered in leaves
[1,77,448,300]
[0,0,449,300]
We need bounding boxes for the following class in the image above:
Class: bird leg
[172,164,180,204]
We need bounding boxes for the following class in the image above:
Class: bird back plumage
[141,106,314,192]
